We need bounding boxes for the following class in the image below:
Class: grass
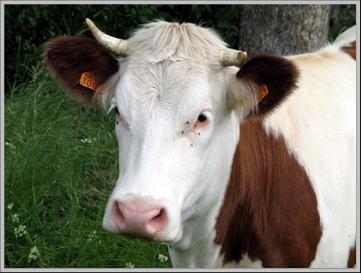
[4,68,172,268]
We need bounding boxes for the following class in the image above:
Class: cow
[43,19,357,268]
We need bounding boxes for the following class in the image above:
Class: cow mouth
[116,230,181,244]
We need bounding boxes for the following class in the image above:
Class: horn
[220,48,247,67]
[85,18,128,56]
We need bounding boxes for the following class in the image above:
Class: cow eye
[114,107,130,129]
[197,113,207,123]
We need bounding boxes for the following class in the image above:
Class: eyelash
[114,107,120,115]
[197,112,208,123]
[114,107,129,128]
[193,111,209,130]
[181,112,210,135]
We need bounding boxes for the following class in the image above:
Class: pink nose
[111,201,168,237]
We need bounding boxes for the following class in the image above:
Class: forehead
[115,61,212,116]
[111,21,229,117]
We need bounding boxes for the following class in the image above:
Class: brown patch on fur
[215,117,322,267]
[347,245,356,268]
[341,41,356,60]
[43,36,119,103]
[237,54,299,115]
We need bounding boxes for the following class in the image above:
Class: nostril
[150,208,163,222]
[110,201,168,235]
[111,201,125,228]
[146,208,168,234]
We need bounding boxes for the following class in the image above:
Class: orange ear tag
[257,84,269,103]
[80,72,105,93]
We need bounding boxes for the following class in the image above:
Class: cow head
[43,19,297,243]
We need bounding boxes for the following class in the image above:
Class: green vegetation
[5,5,243,92]
[4,5,244,268]
[329,5,357,41]
[5,68,171,268]
[4,4,356,268]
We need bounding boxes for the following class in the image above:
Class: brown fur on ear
[237,54,299,115]
[43,36,119,103]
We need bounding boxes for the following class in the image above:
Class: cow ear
[228,54,299,116]
[43,36,119,107]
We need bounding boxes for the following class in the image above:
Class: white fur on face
[102,57,237,243]
[99,22,241,252]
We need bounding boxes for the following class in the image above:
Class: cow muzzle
[111,200,168,238]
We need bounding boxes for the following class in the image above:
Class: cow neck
[214,115,322,267]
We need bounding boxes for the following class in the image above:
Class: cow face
[43,20,297,243]
[102,61,240,242]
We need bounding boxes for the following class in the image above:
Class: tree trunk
[239,5,331,57]
[329,5,341,31]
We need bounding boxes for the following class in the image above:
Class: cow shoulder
[214,116,322,267]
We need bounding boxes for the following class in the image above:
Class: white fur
[333,25,356,47]
[100,22,356,268]
[103,65,240,266]
[263,37,356,267]
[101,21,239,268]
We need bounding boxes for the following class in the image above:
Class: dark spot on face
[198,133,201,135]
[181,131,184,134]
[186,121,190,124]
[116,121,119,124]
[190,144,193,147]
